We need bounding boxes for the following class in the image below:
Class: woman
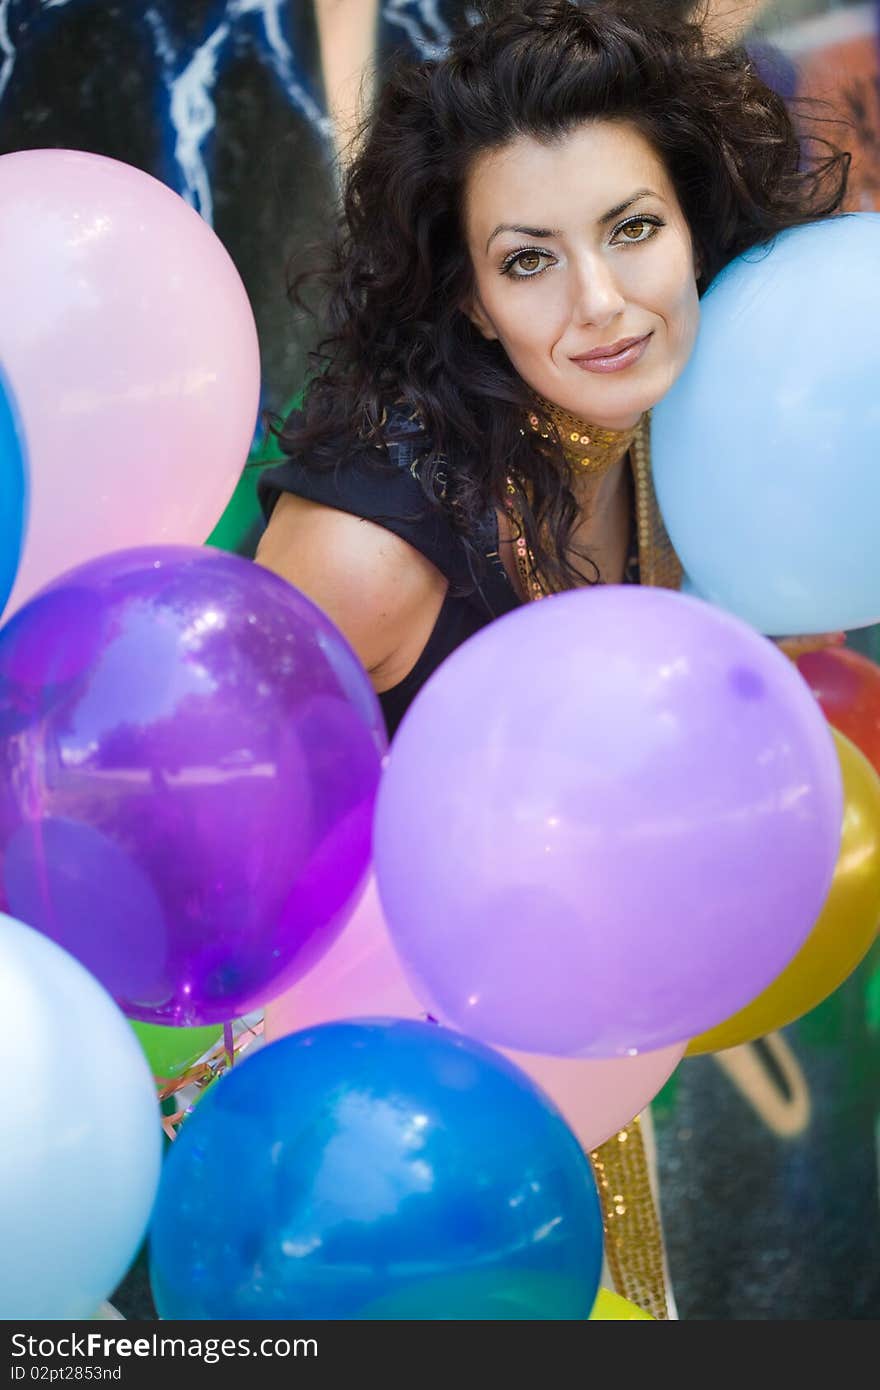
[256,0,847,736]
[255,0,849,1315]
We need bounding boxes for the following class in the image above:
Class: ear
[462,292,498,342]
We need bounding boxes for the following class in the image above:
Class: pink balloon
[0,150,260,616]
[264,876,685,1153]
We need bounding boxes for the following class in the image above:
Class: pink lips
[571,333,652,374]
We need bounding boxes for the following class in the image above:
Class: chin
[593,378,677,429]
[570,354,689,429]
[573,396,648,431]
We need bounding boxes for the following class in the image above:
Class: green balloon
[131,1021,224,1080]
[205,388,304,556]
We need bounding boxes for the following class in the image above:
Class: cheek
[671,277,701,359]
[642,246,700,349]
[684,293,701,358]
[496,286,570,358]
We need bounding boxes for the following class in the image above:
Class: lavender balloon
[373,588,843,1057]
[0,547,386,1024]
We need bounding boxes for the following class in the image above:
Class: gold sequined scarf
[514,406,682,595]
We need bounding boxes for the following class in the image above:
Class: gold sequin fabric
[510,410,681,599]
[591,1119,670,1320]
[525,397,639,475]
[630,413,682,592]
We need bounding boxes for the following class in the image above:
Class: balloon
[798,646,880,774]
[517,1045,683,1157]
[0,915,161,1319]
[0,367,26,622]
[149,1019,604,1319]
[373,587,843,1057]
[652,214,880,635]
[0,149,260,616]
[687,729,880,1053]
[265,876,685,1152]
[589,1288,654,1320]
[131,1020,224,1080]
[0,546,386,1024]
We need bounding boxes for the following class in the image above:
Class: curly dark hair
[279,0,849,593]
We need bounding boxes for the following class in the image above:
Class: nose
[570,253,626,329]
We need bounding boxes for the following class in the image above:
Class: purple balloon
[373,588,843,1057]
[0,546,386,1024]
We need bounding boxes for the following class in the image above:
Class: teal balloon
[0,915,162,1319]
[653,214,880,636]
[149,1019,603,1319]
[0,368,26,620]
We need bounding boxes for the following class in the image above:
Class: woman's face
[462,120,701,430]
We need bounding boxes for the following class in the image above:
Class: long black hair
[280,0,849,591]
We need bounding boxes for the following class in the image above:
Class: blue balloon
[0,367,26,621]
[652,214,880,636]
[149,1019,603,1319]
[0,916,162,1319]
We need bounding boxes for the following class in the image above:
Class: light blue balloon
[150,1019,604,1319]
[0,367,27,621]
[0,916,162,1319]
[653,214,880,635]
[679,573,705,600]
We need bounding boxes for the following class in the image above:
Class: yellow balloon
[589,1288,654,1320]
[688,729,880,1055]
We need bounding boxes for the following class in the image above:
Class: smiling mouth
[570,333,652,374]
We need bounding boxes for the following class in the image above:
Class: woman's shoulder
[256,397,476,588]
[254,488,451,680]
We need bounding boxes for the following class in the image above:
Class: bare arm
[254,492,448,690]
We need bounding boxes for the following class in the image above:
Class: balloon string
[154,1018,265,1139]
[590,1117,670,1320]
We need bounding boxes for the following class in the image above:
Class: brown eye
[500,247,553,278]
[614,216,662,246]
[622,220,647,241]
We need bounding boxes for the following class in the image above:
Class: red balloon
[798,647,880,773]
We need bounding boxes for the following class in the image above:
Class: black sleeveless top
[257,409,522,736]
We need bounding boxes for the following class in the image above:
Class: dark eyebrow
[485,224,561,253]
[485,190,660,252]
[599,189,658,224]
